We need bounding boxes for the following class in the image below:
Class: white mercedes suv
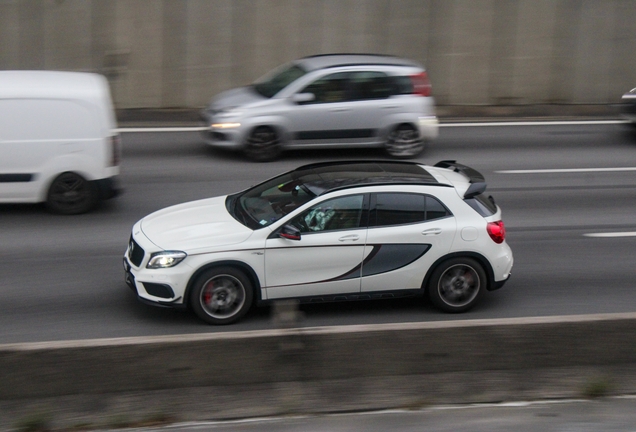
[201,54,439,161]
[124,161,513,325]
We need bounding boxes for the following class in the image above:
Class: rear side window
[393,76,414,95]
[370,193,451,227]
[464,193,497,217]
[300,71,398,104]
[300,72,350,104]
[348,71,395,101]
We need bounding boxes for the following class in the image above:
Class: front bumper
[123,229,191,308]
[620,98,636,123]
[200,114,245,149]
[92,176,121,200]
[123,256,187,309]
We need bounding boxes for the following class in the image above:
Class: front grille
[212,131,227,141]
[128,236,145,267]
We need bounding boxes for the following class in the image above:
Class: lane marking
[115,119,629,133]
[584,232,636,238]
[496,167,636,174]
[439,120,627,127]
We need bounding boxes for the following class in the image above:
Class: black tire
[190,266,254,325]
[46,172,98,215]
[427,257,486,313]
[385,124,424,158]
[244,126,281,162]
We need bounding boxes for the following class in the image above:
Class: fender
[421,251,497,292]
[36,151,107,202]
[184,260,264,308]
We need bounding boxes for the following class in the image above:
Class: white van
[0,71,121,214]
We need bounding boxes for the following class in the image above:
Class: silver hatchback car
[201,54,439,161]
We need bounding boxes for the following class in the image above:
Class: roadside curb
[2,313,636,430]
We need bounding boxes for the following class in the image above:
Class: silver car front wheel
[244,126,281,162]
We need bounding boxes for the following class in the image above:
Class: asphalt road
[126,397,636,432]
[1,121,636,344]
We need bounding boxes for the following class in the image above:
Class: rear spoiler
[434,160,486,199]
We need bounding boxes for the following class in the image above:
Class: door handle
[422,228,442,236]
[330,108,351,112]
[338,234,360,242]
[381,105,398,109]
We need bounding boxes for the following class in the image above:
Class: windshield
[252,63,307,98]
[227,172,315,230]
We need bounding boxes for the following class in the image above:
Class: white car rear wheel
[428,258,485,313]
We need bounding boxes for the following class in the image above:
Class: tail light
[410,72,432,97]
[487,220,506,244]
[109,134,121,166]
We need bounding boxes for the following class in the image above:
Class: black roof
[291,161,440,196]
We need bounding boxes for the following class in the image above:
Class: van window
[0,99,97,141]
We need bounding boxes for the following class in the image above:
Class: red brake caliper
[203,282,214,304]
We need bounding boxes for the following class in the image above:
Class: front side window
[253,63,307,98]
[290,195,365,233]
[299,72,350,104]
[370,193,450,227]
[348,71,394,101]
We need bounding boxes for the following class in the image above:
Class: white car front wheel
[190,267,254,325]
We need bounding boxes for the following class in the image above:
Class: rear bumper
[418,116,439,140]
[92,176,121,200]
[489,273,510,291]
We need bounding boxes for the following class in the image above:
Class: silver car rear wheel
[385,124,424,158]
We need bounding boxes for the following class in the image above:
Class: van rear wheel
[46,172,98,215]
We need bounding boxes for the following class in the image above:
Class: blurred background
[1,0,635,109]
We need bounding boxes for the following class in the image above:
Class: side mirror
[279,224,301,241]
[291,93,315,104]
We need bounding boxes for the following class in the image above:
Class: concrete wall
[1,314,636,428]
[1,0,636,108]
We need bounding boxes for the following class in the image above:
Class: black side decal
[361,244,431,277]
[295,129,376,141]
[0,174,33,182]
[264,244,430,289]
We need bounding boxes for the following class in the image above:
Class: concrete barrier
[2,313,636,429]
[2,1,635,108]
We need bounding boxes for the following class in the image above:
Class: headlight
[211,122,241,129]
[146,251,187,269]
